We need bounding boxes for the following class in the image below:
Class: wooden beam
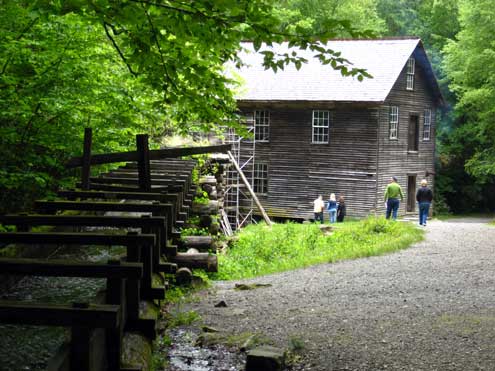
[0,231,155,246]
[0,214,166,228]
[0,301,120,328]
[171,251,218,272]
[34,200,172,214]
[75,183,178,193]
[88,177,186,186]
[57,189,179,203]
[0,258,143,279]
[66,144,232,168]
[227,151,272,226]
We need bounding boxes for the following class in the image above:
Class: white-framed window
[423,108,431,141]
[254,110,270,142]
[389,106,399,139]
[253,162,268,194]
[406,57,415,90]
[312,110,330,144]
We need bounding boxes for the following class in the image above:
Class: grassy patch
[212,216,423,280]
[167,310,201,327]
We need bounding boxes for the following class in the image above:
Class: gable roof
[234,38,443,105]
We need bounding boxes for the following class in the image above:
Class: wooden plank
[66,144,231,168]
[81,128,92,190]
[111,166,192,176]
[104,172,190,182]
[76,183,182,193]
[0,214,166,229]
[0,258,143,279]
[33,200,175,240]
[57,189,174,201]
[0,231,155,246]
[34,200,172,214]
[89,177,186,187]
[0,301,120,328]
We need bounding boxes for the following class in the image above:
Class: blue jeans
[386,198,400,220]
[314,212,323,223]
[419,202,430,225]
[328,209,337,223]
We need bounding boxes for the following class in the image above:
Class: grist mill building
[233,37,443,220]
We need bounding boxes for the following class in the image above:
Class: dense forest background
[1,0,494,214]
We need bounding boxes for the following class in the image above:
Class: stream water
[165,328,245,371]
[0,242,126,371]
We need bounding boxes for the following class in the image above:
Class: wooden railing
[0,128,229,370]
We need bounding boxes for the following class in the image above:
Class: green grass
[212,216,424,280]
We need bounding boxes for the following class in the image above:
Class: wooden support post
[227,151,272,226]
[141,215,160,272]
[81,128,92,190]
[136,134,151,191]
[105,264,124,371]
[70,302,91,371]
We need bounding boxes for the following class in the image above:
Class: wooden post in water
[136,134,151,191]
[81,128,92,190]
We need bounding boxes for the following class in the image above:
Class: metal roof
[234,38,432,103]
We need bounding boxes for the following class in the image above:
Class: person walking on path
[313,195,325,223]
[384,176,404,220]
[416,179,433,226]
[337,196,346,222]
[326,193,338,223]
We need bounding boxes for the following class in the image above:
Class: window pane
[389,106,399,139]
[423,109,431,140]
[255,110,270,141]
[406,58,415,90]
[312,110,329,143]
[254,163,268,194]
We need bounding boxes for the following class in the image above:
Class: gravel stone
[186,218,495,370]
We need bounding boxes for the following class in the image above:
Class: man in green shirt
[384,176,404,220]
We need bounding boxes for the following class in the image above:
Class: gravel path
[186,218,495,370]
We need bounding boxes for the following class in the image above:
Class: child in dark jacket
[337,196,346,222]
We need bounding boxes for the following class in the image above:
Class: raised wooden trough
[0,128,230,371]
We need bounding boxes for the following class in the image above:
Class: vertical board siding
[239,106,379,219]
[237,47,439,220]
[376,52,437,216]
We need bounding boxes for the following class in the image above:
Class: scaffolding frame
[222,115,256,231]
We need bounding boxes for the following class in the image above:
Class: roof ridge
[328,36,420,41]
[240,36,421,44]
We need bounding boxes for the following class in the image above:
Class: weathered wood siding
[376,51,438,216]
[238,105,379,219]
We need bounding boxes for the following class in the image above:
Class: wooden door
[407,175,416,212]
[408,115,419,151]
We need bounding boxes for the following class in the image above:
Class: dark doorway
[407,175,416,212]
[408,115,419,151]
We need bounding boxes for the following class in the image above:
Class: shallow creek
[164,328,245,371]
[0,243,126,371]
